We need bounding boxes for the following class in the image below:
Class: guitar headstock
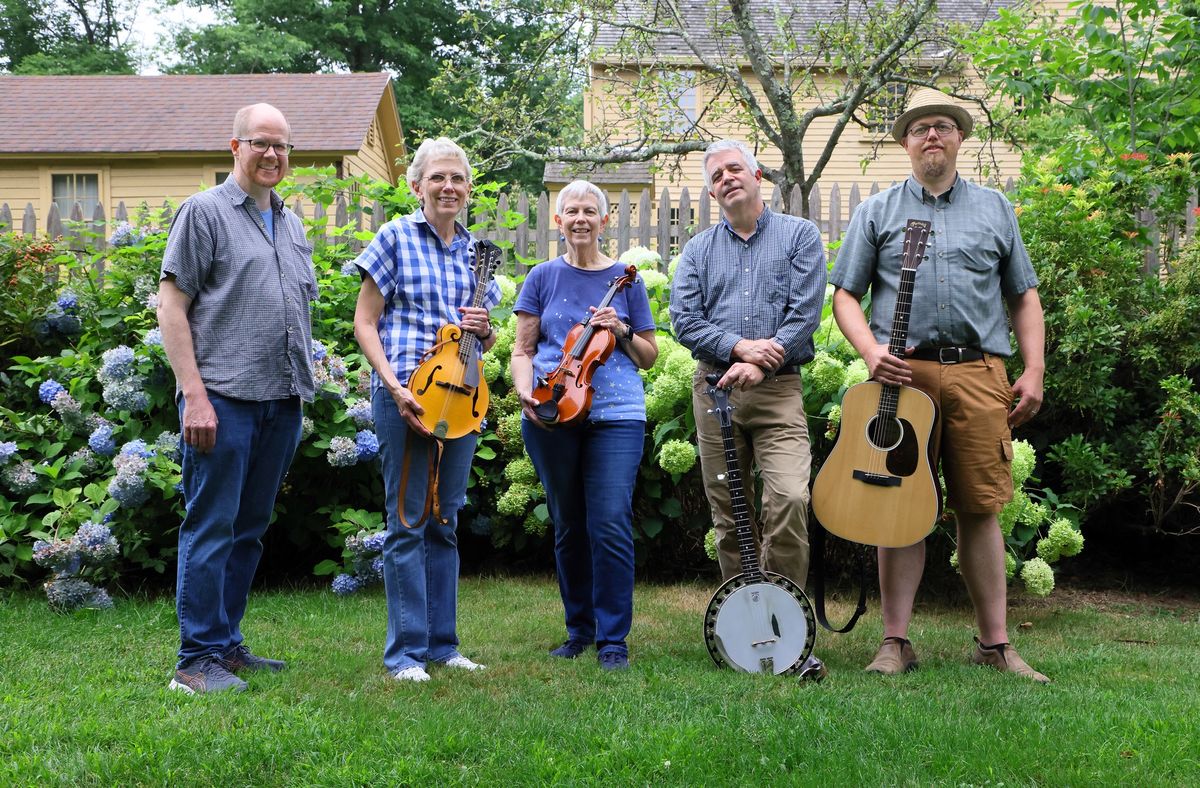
[704,372,734,428]
[473,240,504,282]
[902,219,932,272]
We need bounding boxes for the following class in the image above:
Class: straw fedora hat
[891,87,974,142]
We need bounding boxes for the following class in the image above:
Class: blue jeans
[522,418,644,655]
[176,393,302,668]
[373,388,475,672]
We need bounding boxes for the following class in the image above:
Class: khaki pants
[693,367,812,585]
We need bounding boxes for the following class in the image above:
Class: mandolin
[530,264,640,426]
[407,239,503,440]
[702,374,816,675]
[811,219,942,548]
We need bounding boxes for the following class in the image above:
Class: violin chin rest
[533,400,559,423]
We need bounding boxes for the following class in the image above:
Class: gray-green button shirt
[831,176,1037,357]
[160,178,317,402]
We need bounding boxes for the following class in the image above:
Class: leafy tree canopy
[967,0,1200,157]
[163,0,580,189]
[0,0,136,74]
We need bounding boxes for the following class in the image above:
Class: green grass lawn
[1,576,1197,786]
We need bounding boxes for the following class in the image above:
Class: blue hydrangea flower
[73,522,119,563]
[311,340,327,361]
[370,555,384,577]
[331,573,362,596]
[340,260,360,276]
[328,356,347,379]
[32,539,82,575]
[2,460,39,494]
[142,328,163,347]
[108,454,151,508]
[45,577,113,611]
[102,379,150,412]
[88,425,116,457]
[98,346,136,383]
[0,441,17,465]
[154,431,181,462]
[326,436,359,467]
[119,439,156,459]
[362,531,386,553]
[355,430,379,462]
[108,222,143,248]
[38,379,66,404]
[346,399,374,428]
[57,292,79,311]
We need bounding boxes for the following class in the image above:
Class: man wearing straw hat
[830,88,1049,682]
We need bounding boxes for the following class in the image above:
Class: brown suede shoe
[971,637,1050,684]
[864,637,918,674]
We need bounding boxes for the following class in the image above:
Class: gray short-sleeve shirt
[160,178,317,402]
[831,176,1037,356]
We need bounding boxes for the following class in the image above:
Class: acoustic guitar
[811,219,941,548]
[702,374,816,675]
[407,239,503,440]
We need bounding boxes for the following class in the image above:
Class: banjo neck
[707,378,764,581]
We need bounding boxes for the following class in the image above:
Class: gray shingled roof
[0,73,395,154]
[543,160,654,184]
[593,0,1016,61]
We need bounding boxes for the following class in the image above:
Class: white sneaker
[440,654,486,671]
[393,666,431,682]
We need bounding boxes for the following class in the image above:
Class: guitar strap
[810,517,869,634]
[397,437,448,528]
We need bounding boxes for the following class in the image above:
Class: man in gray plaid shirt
[670,139,828,681]
[159,103,317,695]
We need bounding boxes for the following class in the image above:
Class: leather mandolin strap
[397,437,448,528]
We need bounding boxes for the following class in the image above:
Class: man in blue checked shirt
[670,139,829,682]
[160,103,315,695]
[353,137,500,683]
[831,88,1049,683]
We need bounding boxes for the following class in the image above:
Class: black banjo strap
[810,518,869,634]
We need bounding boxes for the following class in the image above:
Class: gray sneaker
[169,654,249,695]
[221,643,286,674]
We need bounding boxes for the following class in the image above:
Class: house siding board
[0,165,41,207]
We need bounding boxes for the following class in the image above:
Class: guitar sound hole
[865,415,904,451]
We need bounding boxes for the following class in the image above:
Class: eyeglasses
[425,173,468,185]
[237,138,294,155]
[907,123,959,138]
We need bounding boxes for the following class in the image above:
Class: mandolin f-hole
[414,365,442,396]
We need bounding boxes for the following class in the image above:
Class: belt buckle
[938,347,962,364]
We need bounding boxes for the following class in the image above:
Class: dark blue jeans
[522,418,644,655]
[176,393,302,668]
[373,388,475,672]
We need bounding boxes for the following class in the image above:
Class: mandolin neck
[456,262,494,363]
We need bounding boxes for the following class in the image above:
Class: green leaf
[313,559,341,576]
[475,445,497,460]
[660,497,683,518]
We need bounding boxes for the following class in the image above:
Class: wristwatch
[623,323,634,341]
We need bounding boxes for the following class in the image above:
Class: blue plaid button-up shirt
[355,210,501,393]
[831,176,1038,356]
[669,206,827,366]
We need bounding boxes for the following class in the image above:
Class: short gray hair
[703,139,760,191]
[555,179,608,217]
[407,137,472,187]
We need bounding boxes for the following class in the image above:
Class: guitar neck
[718,419,763,579]
[876,265,918,420]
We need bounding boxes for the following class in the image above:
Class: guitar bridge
[852,469,902,487]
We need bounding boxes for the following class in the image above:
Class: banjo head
[703,572,816,675]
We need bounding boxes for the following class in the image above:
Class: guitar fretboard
[875,220,930,426]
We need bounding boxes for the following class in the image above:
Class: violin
[407,240,503,439]
[531,264,640,426]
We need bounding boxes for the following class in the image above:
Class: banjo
[701,373,817,675]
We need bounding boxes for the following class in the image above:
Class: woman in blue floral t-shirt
[511,180,659,670]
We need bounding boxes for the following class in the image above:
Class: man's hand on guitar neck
[717,362,766,390]
[865,343,914,386]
